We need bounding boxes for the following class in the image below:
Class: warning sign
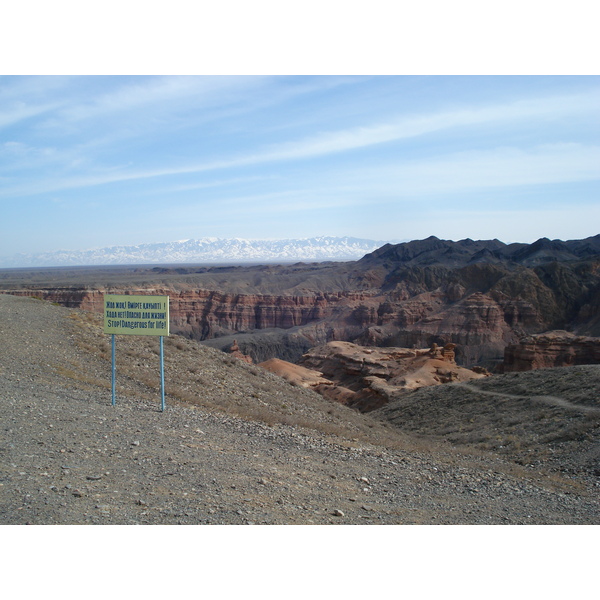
[103,294,170,336]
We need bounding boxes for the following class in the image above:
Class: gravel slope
[1,294,598,524]
[374,367,600,483]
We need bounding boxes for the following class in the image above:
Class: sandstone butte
[260,341,489,412]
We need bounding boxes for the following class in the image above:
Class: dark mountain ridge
[360,234,600,268]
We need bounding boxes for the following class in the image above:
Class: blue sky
[1,75,599,259]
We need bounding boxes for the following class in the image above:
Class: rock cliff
[503,331,600,372]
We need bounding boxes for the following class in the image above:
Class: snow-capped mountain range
[1,237,391,268]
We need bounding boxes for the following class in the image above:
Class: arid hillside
[374,365,600,481]
[1,294,598,525]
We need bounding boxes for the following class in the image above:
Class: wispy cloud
[42,89,600,182]
[4,96,598,200]
[261,90,600,160]
[38,76,356,134]
[3,76,361,165]
[56,76,264,123]
[157,143,600,219]
[0,100,64,130]
[341,143,600,196]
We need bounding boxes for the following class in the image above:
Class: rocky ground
[1,294,598,525]
[375,366,600,481]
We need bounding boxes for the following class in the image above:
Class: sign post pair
[103,294,170,411]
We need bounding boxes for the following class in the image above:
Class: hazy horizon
[3,233,599,271]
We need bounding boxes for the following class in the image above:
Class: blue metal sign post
[111,334,116,406]
[160,335,165,412]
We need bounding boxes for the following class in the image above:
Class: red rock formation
[0,285,570,368]
[1,288,371,341]
[296,341,488,412]
[353,291,539,366]
[227,339,253,364]
[503,331,600,372]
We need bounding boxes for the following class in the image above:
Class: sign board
[103,294,170,336]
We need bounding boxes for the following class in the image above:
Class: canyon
[2,235,600,372]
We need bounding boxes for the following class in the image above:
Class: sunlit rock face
[503,331,600,372]
[261,341,488,413]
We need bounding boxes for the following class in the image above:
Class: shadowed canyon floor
[1,294,598,525]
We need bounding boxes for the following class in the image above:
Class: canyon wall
[1,288,371,357]
[503,331,600,372]
[0,281,583,368]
